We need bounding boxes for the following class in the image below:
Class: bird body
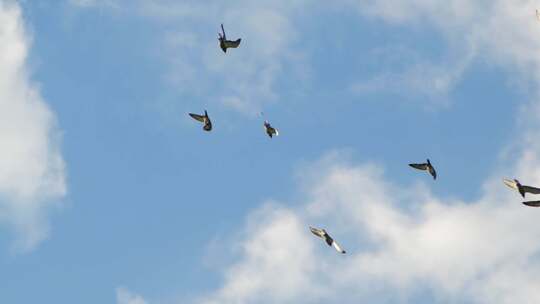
[189,110,212,131]
[264,120,279,138]
[310,226,346,254]
[409,159,437,180]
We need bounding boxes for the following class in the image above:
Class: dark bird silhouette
[310,226,346,254]
[503,179,540,198]
[188,110,212,131]
[409,159,437,180]
[218,24,241,53]
[263,120,279,138]
[522,200,540,207]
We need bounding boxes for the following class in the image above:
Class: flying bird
[218,24,241,53]
[503,178,540,198]
[310,226,346,254]
[263,120,279,138]
[409,159,437,180]
[522,200,540,207]
[189,110,212,131]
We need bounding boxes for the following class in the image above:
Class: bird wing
[503,178,518,190]
[221,24,226,39]
[310,227,324,238]
[523,200,540,207]
[522,185,540,194]
[429,166,437,180]
[189,113,205,122]
[224,39,241,48]
[331,240,346,254]
[409,163,428,170]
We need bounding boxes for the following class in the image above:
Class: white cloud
[199,0,540,299]
[0,2,66,252]
[116,287,148,304]
[70,0,310,116]
[68,0,540,112]
[202,205,322,304]
[199,152,540,304]
[68,1,540,302]
[350,0,540,104]
[349,57,471,108]
[68,0,119,9]
[154,0,310,115]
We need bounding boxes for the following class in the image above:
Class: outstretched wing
[522,185,540,194]
[523,200,540,207]
[409,163,428,170]
[224,39,241,48]
[331,240,346,254]
[503,178,518,190]
[310,227,324,238]
[221,24,226,39]
[189,113,205,122]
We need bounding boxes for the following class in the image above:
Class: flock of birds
[188,23,540,255]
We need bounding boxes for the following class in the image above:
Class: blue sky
[1,1,540,303]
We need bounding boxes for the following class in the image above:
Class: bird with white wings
[503,178,540,207]
[310,226,346,254]
[503,178,540,198]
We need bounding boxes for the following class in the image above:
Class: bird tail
[332,241,346,254]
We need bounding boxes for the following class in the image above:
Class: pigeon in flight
[310,226,346,254]
[409,159,437,180]
[503,178,540,198]
[189,110,212,131]
[218,24,241,53]
[263,120,279,138]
